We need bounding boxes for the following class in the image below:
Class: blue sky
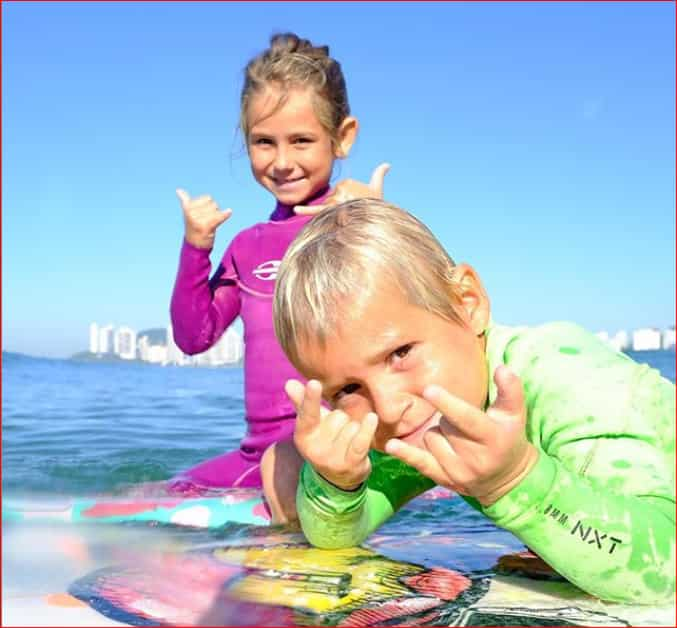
[3,1,675,358]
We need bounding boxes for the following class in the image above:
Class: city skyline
[86,321,244,367]
[3,3,674,358]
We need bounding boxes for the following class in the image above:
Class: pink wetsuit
[167,187,329,490]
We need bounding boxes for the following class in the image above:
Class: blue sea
[2,349,675,545]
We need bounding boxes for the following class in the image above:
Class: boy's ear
[452,263,491,336]
[334,116,359,158]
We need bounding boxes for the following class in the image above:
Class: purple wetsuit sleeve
[170,238,241,354]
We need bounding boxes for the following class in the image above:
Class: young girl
[168,33,387,491]
[264,198,675,604]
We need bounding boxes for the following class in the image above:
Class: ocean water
[2,349,675,538]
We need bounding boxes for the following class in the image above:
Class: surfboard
[3,489,270,528]
[3,491,674,626]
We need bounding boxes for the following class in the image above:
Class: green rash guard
[296,321,676,604]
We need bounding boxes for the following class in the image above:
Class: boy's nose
[370,386,412,427]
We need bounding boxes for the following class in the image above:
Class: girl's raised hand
[294,163,391,215]
[384,366,539,507]
[286,379,377,490]
[176,188,233,250]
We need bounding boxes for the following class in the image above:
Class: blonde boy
[262,198,675,604]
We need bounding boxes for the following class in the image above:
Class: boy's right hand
[176,188,232,250]
[286,379,378,491]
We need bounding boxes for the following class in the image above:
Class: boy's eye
[334,382,360,402]
[392,344,413,361]
[252,137,272,145]
[293,137,313,144]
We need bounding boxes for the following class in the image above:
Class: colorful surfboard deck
[3,491,675,626]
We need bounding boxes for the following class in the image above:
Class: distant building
[165,324,191,366]
[114,326,137,360]
[632,328,661,351]
[137,335,167,364]
[223,327,244,363]
[89,322,99,353]
[98,324,114,354]
[662,327,676,350]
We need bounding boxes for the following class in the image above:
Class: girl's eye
[253,138,272,145]
[294,137,312,144]
[334,382,360,402]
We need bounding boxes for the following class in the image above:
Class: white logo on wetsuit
[252,260,281,281]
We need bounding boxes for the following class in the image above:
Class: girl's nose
[273,147,292,171]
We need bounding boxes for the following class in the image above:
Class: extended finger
[294,380,324,435]
[285,379,305,410]
[423,385,491,442]
[368,163,391,197]
[491,366,525,420]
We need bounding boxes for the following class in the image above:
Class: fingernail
[384,439,400,455]
[423,385,442,400]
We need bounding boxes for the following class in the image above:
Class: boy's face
[296,272,490,452]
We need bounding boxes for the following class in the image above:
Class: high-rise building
[662,327,676,350]
[223,327,243,363]
[632,328,661,351]
[114,326,137,360]
[89,322,99,354]
[98,324,114,354]
[165,324,190,366]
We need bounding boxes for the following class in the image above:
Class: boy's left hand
[384,366,539,507]
[294,163,390,215]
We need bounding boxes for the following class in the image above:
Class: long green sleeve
[482,322,675,603]
[297,451,434,549]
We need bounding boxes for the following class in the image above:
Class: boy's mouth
[399,411,443,445]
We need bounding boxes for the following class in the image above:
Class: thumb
[176,188,191,205]
[368,162,391,197]
[294,203,328,216]
[491,365,525,417]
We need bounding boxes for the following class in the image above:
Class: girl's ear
[334,117,359,158]
[451,264,491,336]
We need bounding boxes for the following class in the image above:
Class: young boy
[262,198,675,604]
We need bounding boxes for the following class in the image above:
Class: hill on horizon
[137,328,167,346]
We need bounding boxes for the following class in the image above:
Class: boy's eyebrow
[318,335,410,392]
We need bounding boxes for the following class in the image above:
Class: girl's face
[296,270,491,452]
[247,86,349,207]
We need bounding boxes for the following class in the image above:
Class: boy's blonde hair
[240,32,350,150]
[273,198,465,367]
